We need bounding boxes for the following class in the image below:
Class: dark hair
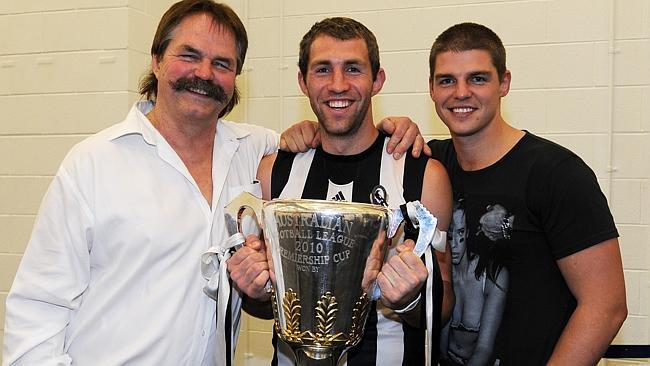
[139,0,247,117]
[298,17,380,82]
[429,22,506,81]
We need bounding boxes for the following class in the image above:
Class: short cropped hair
[429,22,506,81]
[298,17,380,82]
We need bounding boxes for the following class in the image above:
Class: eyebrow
[434,70,492,79]
[310,58,364,67]
[179,44,234,66]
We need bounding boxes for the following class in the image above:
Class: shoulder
[517,132,594,183]
[426,138,455,168]
[218,119,279,153]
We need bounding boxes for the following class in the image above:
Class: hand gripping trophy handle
[224,192,393,365]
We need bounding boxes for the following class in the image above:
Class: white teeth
[328,100,351,108]
[452,107,473,113]
[189,87,208,95]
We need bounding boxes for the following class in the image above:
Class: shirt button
[202,330,206,337]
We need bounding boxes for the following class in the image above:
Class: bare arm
[547,238,627,366]
[421,159,454,325]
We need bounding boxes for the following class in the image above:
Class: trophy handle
[224,191,265,238]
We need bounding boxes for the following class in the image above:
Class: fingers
[376,117,397,136]
[377,249,428,308]
[397,238,416,252]
[245,234,264,251]
[227,246,271,299]
[279,120,319,153]
[422,141,432,157]
[378,116,422,160]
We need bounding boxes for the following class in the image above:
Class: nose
[328,69,349,93]
[194,59,213,80]
[454,80,471,99]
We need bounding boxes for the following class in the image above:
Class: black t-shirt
[429,132,618,365]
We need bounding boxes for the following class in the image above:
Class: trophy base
[293,346,345,366]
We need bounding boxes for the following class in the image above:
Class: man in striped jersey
[227,17,454,366]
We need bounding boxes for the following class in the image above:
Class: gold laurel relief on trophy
[303,292,344,346]
[282,289,304,343]
[278,290,371,346]
[347,293,371,345]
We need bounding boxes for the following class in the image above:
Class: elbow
[612,301,628,330]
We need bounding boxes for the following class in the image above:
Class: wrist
[393,294,421,314]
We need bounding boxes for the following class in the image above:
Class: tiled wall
[1,0,648,365]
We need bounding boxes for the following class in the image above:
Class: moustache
[170,77,228,104]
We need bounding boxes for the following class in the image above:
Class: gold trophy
[225,193,391,365]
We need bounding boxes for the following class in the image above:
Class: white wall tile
[246,58,282,97]
[0,216,34,254]
[248,17,280,58]
[615,0,650,40]
[281,15,319,57]
[546,88,609,133]
[4,14,44,54]
[380,51,429,94]
[610,179,643,224]
[640,272,649,316]
[279,60,301,99]
[0,136,85,175]
[129,10,157,53]
[0,293,6,329]
[612,133,650,179]
[247,97,281,131]
[502,90,547,132]
[248,0,279,18]
[509,43,604,89]
[619,225,650,270]
[282,96,316,131]
[77,0,130,9]
[457,1,547,46]
[614,86,650,132]
[0,177,52,215]
[614,314,649,345]
[75,8,132,51]
[546,0,609,42]
[0,92,134,135]
[7,0,75,13]
[0,254,21,292]
[614,40,650,86]
[372,93,447,136]
[625,270,642,315]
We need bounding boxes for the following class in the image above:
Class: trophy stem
[293,346,345,366]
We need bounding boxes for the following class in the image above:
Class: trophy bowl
[226,194,390,365]
[264,199,389,365]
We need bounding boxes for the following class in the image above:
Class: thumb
[397,239,416,253]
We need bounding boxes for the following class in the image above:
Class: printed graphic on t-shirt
[440,199,510,366]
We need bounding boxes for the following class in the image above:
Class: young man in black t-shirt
[425,23,627,365]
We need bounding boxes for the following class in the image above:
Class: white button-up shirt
[3,101,278,366]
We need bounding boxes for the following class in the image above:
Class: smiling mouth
[327,100,352,109]
[188,87,209,96]
[451,107,475,113]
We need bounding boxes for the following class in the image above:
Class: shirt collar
[106,100,252,145]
